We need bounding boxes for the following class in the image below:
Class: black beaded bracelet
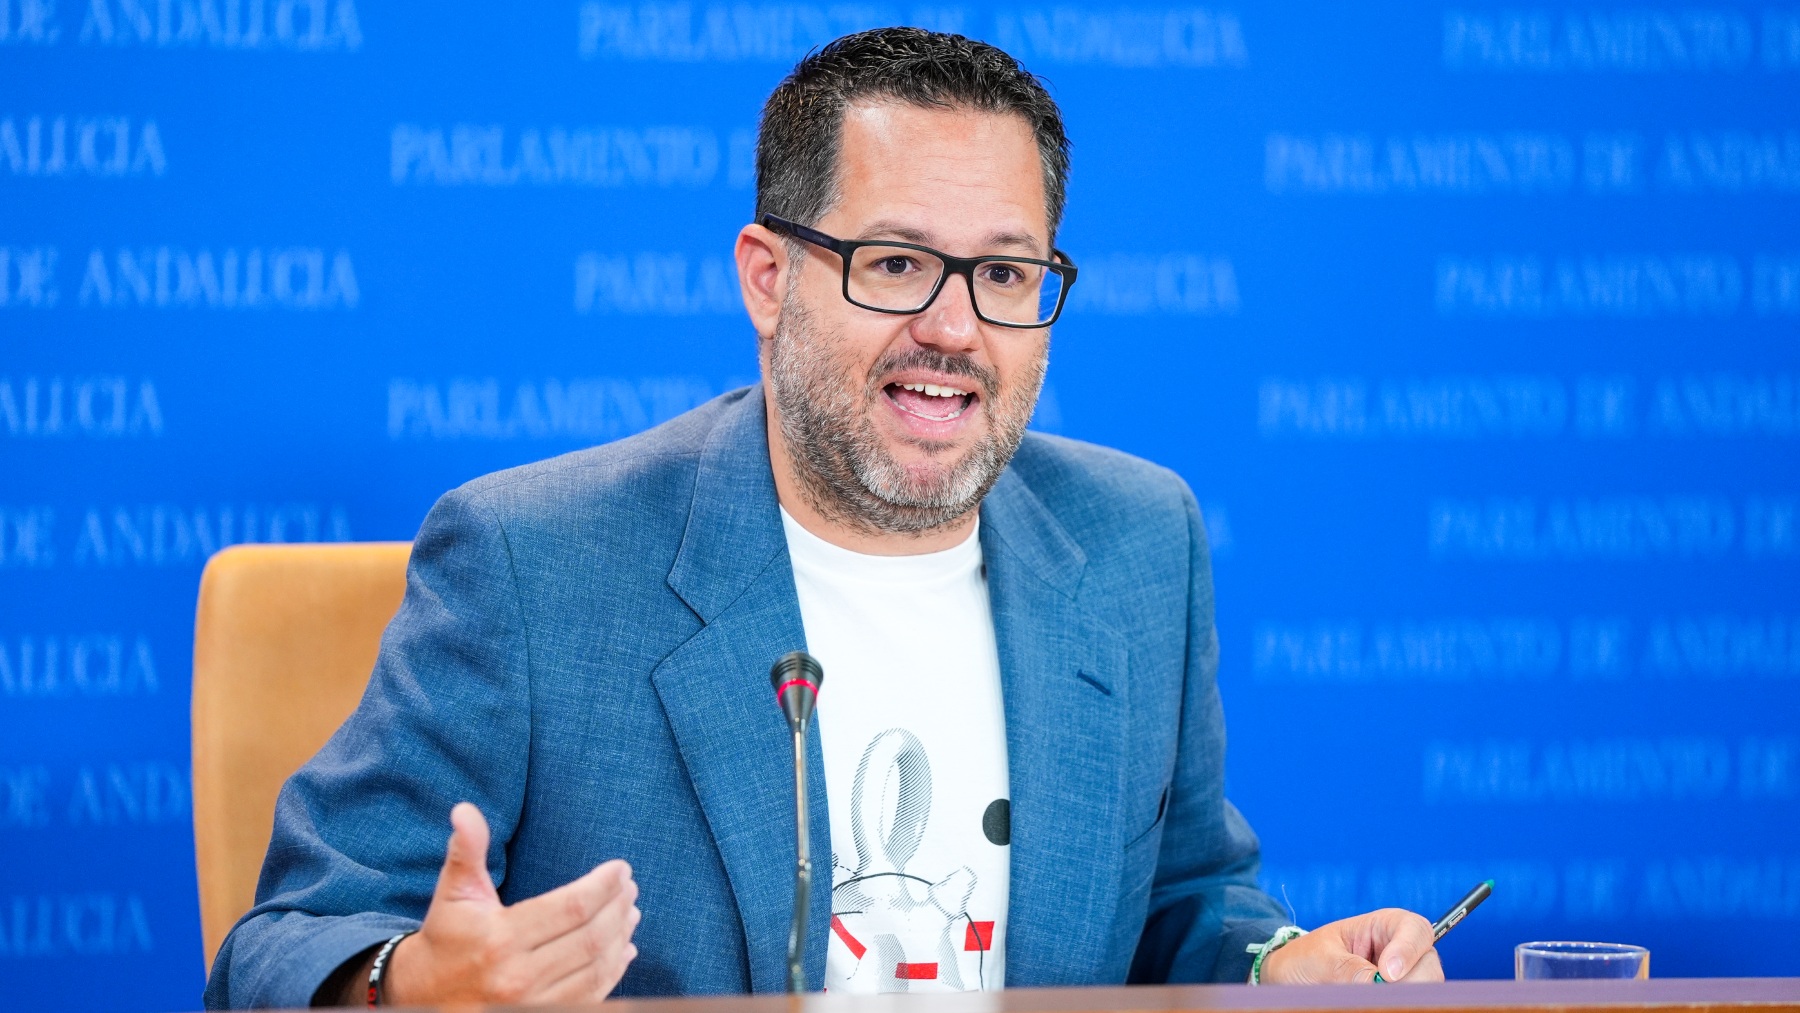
[366,932,414,1008]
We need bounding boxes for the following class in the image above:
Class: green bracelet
[1247,925,1308,985]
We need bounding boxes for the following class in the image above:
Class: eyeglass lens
[847,245,1065,325]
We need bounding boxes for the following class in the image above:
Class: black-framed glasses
[761,213,1078,329]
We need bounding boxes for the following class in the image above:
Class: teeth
[897,382,969,397]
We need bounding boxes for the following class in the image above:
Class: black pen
[1432,879,1493,941]
[1373,879,1493,981]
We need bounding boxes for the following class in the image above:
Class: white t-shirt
[780,507,1011,994]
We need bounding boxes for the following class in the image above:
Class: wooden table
[369,978,1799,1013]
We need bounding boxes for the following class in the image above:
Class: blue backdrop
[4,3,1798,1010]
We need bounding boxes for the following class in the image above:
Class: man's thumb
[435,802,499,904]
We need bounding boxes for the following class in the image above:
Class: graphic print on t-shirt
[779,507,1010,994]
[826,727,1003,993]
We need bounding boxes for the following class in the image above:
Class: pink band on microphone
[775,678,817,699]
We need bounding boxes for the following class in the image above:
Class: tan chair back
[191,541,411,972]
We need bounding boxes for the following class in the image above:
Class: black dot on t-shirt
[982,798,1011,846]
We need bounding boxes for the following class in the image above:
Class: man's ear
[735,223,788,340]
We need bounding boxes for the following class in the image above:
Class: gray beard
[766,295,1046,536]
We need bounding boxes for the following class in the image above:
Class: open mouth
[884,381,977,422]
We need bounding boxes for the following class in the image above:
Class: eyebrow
[855,220,1048,257]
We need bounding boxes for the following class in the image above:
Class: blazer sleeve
[1126,486,1292,984]
[204,485,534,1009]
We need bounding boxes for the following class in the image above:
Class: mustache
[868,348,998,396]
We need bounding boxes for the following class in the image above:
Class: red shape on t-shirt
[964,921,995,951]
[830,916,866,960]
[895,962,939,980]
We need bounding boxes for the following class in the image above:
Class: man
[205,28,1444,1008]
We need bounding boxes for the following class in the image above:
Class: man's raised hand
[1259,908,1444,984]
[382,802,640,1004]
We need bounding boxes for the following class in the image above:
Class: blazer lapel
[650,387,832,993]
[981,467,1132,987]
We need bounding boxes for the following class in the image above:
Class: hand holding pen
[1372,880,1494,982]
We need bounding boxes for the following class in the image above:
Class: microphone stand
[769,651,823,995]
[787,718,811,995]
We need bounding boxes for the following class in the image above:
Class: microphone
[769,650,823,994]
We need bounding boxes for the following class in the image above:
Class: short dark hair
[755,27,1072,238]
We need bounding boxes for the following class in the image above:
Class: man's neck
[765,398,978,556]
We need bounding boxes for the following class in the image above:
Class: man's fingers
[531,899,641,1000]
[1262,928,1379,985]
[514,875,639,985]
[1399,948,1445,984]
[1369,908,1437,982]
[538,939,639,1004]
[434,802,500,905]
[509,860,634,952]
[1331,952,1381,984]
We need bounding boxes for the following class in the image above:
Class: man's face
[766,101,1053,535]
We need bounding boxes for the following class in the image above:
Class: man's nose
[909,273,982,354]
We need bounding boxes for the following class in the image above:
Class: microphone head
[769,650,823,729]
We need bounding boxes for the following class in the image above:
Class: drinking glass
[1515,941,1649,979]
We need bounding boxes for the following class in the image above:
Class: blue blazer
[205,385,1288,1008]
